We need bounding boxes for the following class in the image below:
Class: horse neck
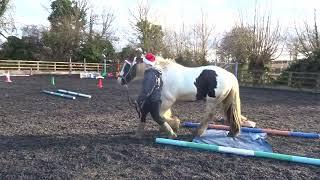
[154,58,183,70]
[135,63,146,79]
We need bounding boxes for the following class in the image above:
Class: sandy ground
[0,75,319,179]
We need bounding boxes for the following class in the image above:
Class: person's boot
[134,122,145,139]
[161,122,177,139]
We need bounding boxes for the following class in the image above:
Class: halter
[118,58,137,85]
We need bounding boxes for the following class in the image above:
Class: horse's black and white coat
[194,69,218,100]
[118,56,243,137]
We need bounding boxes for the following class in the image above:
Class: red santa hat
[143,53,156,66]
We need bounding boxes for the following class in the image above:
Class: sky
[9,0,320,50]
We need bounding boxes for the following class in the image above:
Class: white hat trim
[143,57,155,66]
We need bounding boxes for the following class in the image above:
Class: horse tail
[223,80,241,137]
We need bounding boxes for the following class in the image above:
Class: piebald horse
[118,56,250,137]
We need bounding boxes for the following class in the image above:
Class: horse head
[117,55,145,85]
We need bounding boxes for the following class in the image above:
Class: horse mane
[154,56,178,69]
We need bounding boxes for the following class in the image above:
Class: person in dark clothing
[135,53,177,139]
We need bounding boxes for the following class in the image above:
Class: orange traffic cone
[97,78,103,88]
[5,71,12,82]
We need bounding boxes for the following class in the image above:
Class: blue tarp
[193,129,273,152]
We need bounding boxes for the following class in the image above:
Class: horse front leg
[161,109,181,132]
[160,98,180,132]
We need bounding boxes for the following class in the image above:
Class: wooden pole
[69,56,72,75]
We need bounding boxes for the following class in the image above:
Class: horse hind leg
[222,88,241,137]
[222,105,255,128]
[195,112,214,137]
[195,98,220,137]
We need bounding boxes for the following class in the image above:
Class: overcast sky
[11,0,320,49]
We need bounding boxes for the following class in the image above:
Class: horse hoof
[241,120,256,128]
[132,136,142,139]
[167,118,180,132]
[172,120,180,132]
[227,131,239,137]
[194,129,205,137]
[131,133,144,139]
[168,133,177,139]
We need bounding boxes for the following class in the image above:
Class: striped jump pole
[42,90,76,100]
[57,89,92,98]
[182,122,320,139]
[156,138,320,166]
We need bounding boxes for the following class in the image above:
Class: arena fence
[238,70,320,93]
[0,59,114,75]
[1,59,319,93]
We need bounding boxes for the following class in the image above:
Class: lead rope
[121,61,160,119]
[122,78,156,119]
[123,83,142,119]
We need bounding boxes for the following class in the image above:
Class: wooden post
[116,60,120,77]
[288,72,292,87]
[18,61,21,70]
[69,56,72,75]
[37,62,40,71]
[102,59,107,77]
[234,62,238,79]
[84,58,87,72]
[54,62,57,71]
[316,74,320,93]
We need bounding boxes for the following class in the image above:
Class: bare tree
[87,8,115,40]
[217,26,253,64]
[88,10,97,40]
[100,9,116,40]
[239,3,282,71]
[294,9,320,58]
[0,0,9,18]
[43,0,88,60]
[21,25,46,39]
[129,0,151,52]
[191,10,214,65]
[0,0,15,39]
[218,4,283,71]
[285,32,301,61]
[128,0,165,54]
[163,23,191,58]
[163,11,215,66]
